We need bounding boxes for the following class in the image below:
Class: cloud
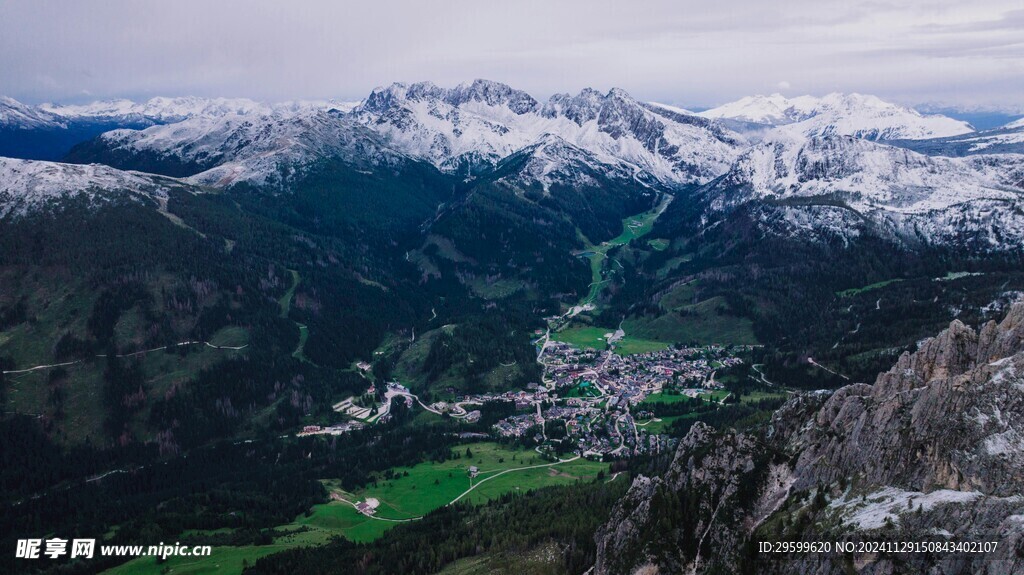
[0,0,1020,110]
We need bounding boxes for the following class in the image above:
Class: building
[468,466,479,478]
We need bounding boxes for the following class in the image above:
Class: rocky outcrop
[593,303,1024,575]
[593,422,780,575]
[793,304,1024,496]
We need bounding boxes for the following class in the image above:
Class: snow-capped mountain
[3,94,361,130]
[77,105,413,189]
[353,79,743,185]
[39,96,266,125]
[0,96,64,130]
[700,132,1024,248]
[182,110,406,188]
[696,93,821,125]
[700,93,973,140]
[0,157,178,218]
[63,80,743,188]
[493,133,653,191]
[0,95,364,162]
[10,81,1021,253]
[893,117,1024,158]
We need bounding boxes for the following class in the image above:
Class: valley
[1,77,1023,575]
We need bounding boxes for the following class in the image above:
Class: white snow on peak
[0,96,64,129]
[1005,117,1024,130]
[498,134,643,190]
[352,80,743,185]
[697,93,820,125]
[0,157,173,218]
[40,96,266,123]
[645,102,697,116]
[179,111,403,188]
[702,132,1024,248]
[3,95,359,131]
[700,93,974,140]
[712,132,1022,214]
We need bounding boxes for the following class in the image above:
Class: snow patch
[830,487,985,530]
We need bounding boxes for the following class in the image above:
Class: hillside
[593,303,1024,574]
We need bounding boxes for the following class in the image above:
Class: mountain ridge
[592,303,1024,574]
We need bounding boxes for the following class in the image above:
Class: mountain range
[3,80,1023,252]
[3,81,1024,575]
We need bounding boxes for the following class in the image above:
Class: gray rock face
[793,304,1024,496]
[593,303,1024,575]
[593,423,772,575]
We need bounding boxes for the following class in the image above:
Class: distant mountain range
[697,92,974,140]
[2,80,1022,252]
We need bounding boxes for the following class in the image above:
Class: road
[807,357,851,381]
[332,453,583,521]
[446,455,581,506]
[3,340,248,375]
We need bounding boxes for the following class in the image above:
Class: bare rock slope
[594,303,1024,575]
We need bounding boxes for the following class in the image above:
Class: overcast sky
[1,0,1022,110]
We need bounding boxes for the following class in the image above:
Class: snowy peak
[89,106,408,189]
[703,133,1024,247]
[361,79,539,116]
[714,133,1021,212]
[354,80,743,184]
[0,157,178,218]
[542,88,605,124]
[890,116,1024,158]
[496,133,643,190]
[697,93,819,124]
[3,95,350,131]
[40,96,266,124]
[0,96,64,129]
[449,79,540,114]
[700,92,974,140]
[1006,117,1024,130]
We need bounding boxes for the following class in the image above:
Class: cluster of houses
[489,341,747,458]
[314,336,745,461]
[493,412,543,438]
[297,421,366,437]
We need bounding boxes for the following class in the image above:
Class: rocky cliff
[593,303,1024,575]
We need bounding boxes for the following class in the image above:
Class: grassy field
[278,269,300,318]
[699,389,731,402]
[611,337,670,355]
[656,254,693,279]
[466,276,528,299]
[552,326,611,350]
[835,278,904,297]
[105,444,607,575]
[291,323,309,362]
[333,443,602,520]
[739,390,789,403]
[105,542,300,575]
[647,238,670,251]
[625,283,758,345]
[579,195,671,304]
[639,389,728,406]
[634,413,696,434]
[638,391,696,405]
